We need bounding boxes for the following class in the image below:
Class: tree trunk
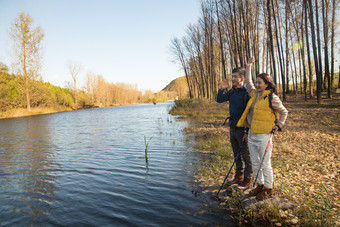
[292,50,298,94]
[267,0,278,85]
[338,66,340,88]
[308,0,322,103]
[330,0,336,89]
[23,49,31,111]
[315,0,323,95]
[301,2,308,100]
[272,0,286,100]
[322,0,331,98]
[305,0,314,98]
[290,57,296,94]
[215,0,227,79]
[285,0,290,94]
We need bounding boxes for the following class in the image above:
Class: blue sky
[0,0,200,92]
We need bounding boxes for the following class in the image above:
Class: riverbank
[170,94,339,226]
[0,106,74,119]
[0,102,167,120]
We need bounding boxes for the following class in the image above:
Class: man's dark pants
[230,127,252,179]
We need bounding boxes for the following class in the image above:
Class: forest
[170,0,339,103]
[0,61,177,113]
[168,0,339,225]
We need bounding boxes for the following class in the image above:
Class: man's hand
[242,133,248,143]
[220,78,229,90]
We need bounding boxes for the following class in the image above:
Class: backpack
[264,92,279,125]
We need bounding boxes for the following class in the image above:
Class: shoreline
[0,101,174,120]
[170,94,339,226]
[0,106,73,120]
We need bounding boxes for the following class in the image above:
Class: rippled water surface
[0,103,234,226]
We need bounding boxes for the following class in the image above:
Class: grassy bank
[0,103,145,120]
[170,94,339,226]
[0,106,74,119]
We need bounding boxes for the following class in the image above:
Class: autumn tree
[10,12,44,111]
[170,38,193,98]
[86,70,96,104]
[0,62,9,74]
[170,0,339,103]
[68,61,83,107]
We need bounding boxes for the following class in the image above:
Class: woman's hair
[256,73,276,93]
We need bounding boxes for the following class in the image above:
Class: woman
[236,57,288,200]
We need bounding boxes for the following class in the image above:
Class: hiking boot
[227,172,244,185]
[249,184,264,196]
[236,177,252,191]
[256,187,273,200]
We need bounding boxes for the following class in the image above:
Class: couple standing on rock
[216,57,288,200]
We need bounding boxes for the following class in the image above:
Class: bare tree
[272,0,285,100]
[170,38,193,98]
[168,0,337,103]
[86,70,96,105]
[308,0,322,103]
[322,0,331,97]
[315,0,323,94]
[330,0,337,89]
[10,12,44,111]
[215,0,227,79]
[68,61,83,106]
[304,0,314,98]
[267,0,277,85]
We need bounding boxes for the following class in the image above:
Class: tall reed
[144,136,153,162]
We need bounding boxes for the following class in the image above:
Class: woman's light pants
[248,132,273,189]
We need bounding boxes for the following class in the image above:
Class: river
[0,103,234,226]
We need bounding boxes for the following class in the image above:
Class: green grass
[300,183,334,226]
[144,136,153,162]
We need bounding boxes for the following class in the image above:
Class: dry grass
[0,106,72,119]
[171,93,340,226]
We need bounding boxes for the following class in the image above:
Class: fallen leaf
[290,218,299,224]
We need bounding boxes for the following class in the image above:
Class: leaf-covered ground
[171,94,339,226]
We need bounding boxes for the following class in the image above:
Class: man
[216,67,252,190]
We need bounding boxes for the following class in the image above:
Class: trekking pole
[252,130,275,188]
[217,146,242,198]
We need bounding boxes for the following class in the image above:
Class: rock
[241,195,296,212]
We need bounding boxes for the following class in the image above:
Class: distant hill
[162,76,189,99]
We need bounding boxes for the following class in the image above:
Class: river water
[0,103,234,226]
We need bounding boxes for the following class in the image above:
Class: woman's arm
[245,57,256,94]
[271,95,288,129]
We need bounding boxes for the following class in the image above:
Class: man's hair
[232,67,245,77]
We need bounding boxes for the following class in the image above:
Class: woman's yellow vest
[236,90,276,133]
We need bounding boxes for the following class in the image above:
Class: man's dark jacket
[216,84,249,128]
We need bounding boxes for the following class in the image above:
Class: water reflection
[0,104,234,226]
[0,116,59,223]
